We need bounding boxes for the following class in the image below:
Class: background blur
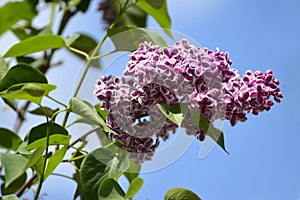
[0,0,299,199]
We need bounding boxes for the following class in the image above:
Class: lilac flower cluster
[95,39,282,164]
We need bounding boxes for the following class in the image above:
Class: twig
[16,173,38,198]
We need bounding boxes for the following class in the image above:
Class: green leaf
[0,153,28,188]
[63,0,81,11]
[4,35,66,58]
[76,0,91,12]
[125,177,144,199]
[0,1,35,36]
[0,194,20,200]
[23,147,45,172]
[64,34,80,47]
[121,5,147,27]
[108,26,168,51]
[27,123,68,144]
[71,98,112,133]
[124,159,141,183]
[25,134,70,150]
[0,83,57,105]
[157,102,187,126]
[164,187,201,200]
[189,109,229,154]
[44,145,68,180]
[1,98,17,112]
[1,173,26,195]
[69,34,99,67]
[0,56,8,81]
[0,64,47,92]
[80,147,130,200]
[0,128,22,151]
[98,178,125,200]
[136,0,171,29]
[11,27,31,41]
[29,106,58,118]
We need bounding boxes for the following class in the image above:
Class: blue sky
[1,0,300,199]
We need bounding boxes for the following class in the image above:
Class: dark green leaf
[16,56,36,65]
[108,26,168,51]
[27,123,68,145]
[0,83,56,105]
[76,0,91,12]
[124,159,141,183]
[164,187,201,200]
[29,106,58,118]
[0,194,20,200]
[189,109,229,154]
[4,35,66,58]
[1,98,17,112]
[0,153,28,187]
[64,34,80,47]
[80,147,130,200]
[44,145,68,180]
[0,128,22,151]
[11,27,31,41]
[121,5,147,27]
[98,178,125,200]
[69,34,99,67]
[0,56,8,81]
[71,98,112,132]
[136,0,171,29]
[0,64,47,92]
[0,1,35,36]
[125,177,144,199]
[1,173,27,195]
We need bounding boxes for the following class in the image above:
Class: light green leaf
[98,178,125,200]
[44,145,68,180]
[80,147,130,200]
[63,0,81,11]
[24,147,45,169]
[26,135,70,150]
[125,177,144,199]
[0,1,35,36]
[136,0,171,30]
[0,83,57,105]
[124,159,141,183]
[0,56,8,81]
[157,102,187,126]
[164,187,201,200]
[0,128,22,151]
[0,194,20,200]
[0,153,28,188]
[4,35,66,58]
[0,64,47,92]
[71,98,113,133]
[108,26,168,51]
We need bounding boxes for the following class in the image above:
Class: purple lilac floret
[94,39,283,164]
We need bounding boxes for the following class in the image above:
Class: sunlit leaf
[25,135,70,151]
[63,0,81,11]
[80,147,130,200]
[0,1,35,36]
[157,102,188,126]
[164,187,201,200]
[4,35,66,58]
[0,83,57,105]
[71,97,112,133]
[136,0,171,30]
[98,178,125,200]
[0,56,8,81]
[44,145,68,180]
[0,194,20,200]
[125,177,144,199]
[0,128,22,151]
[108,26,168,51]
[0,153,28,187]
